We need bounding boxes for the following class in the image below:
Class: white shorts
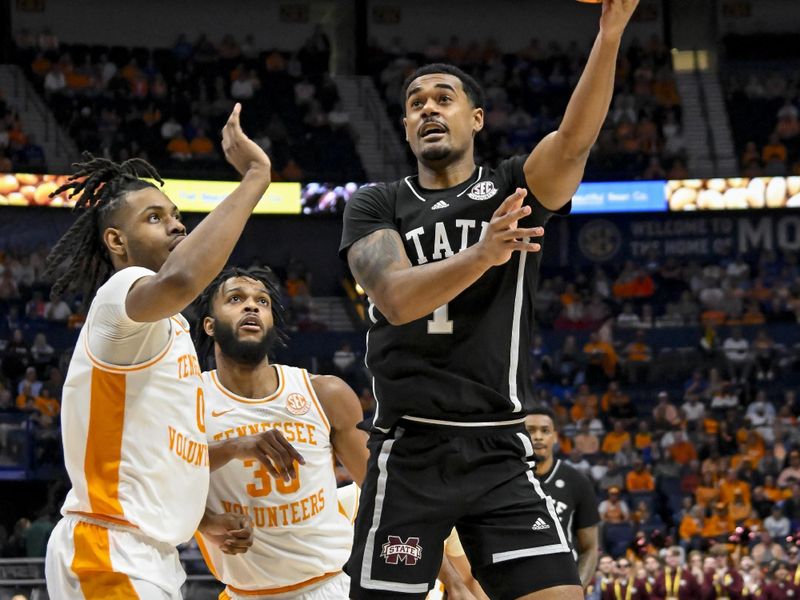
[222,572,350,600]
[45,514,185,599]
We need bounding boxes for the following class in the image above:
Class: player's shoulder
[556,460,596,488]
[351,181,399,204]
[94,266,157,302]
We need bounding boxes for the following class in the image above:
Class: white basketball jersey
[60,272,209,546]
[197,365,353,595]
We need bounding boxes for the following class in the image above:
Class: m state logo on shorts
[381,536,423,565]
[286,393,310,415]
[467,181,498,201]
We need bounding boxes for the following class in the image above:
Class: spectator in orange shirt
[167,135,191,160]
[762,475,791,503]
[34,387,60,418]
[570,394,587,423]
[189,129,215,157]
[576,384,599,413]
[668,431,697,465]
[626,458,655,493]
[719,468,751,505]
[679,505,705,548]
[623,330,652,384]
[598,486,630,524]
[602,421,632,455]
[701,503,734,539]
[728,489,751,524]
[634,421,652,451]
[695,472,719,508]
[583,332,618,382]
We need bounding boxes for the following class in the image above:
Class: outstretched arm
[349,189,543,325]
[524,0,640,210]
[311,374,369,486]
[126,103,272,322]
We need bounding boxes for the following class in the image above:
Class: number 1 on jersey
[427,303,453,334]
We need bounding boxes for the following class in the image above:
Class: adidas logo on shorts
[431,200,449,210]
[531,518,550,531]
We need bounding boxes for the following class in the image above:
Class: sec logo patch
[286,393,310,415]
[467,181,498,201]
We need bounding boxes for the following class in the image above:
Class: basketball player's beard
[420,144,452,162]
[214,321,281,366]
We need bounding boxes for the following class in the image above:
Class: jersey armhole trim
[301,369,331,433]
[83,322,174,374]
[194,532,221,580]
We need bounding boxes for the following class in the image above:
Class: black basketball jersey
[339,156,568,430]
[536,459,600,554]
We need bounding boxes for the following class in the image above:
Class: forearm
[578,546,599,588]
[374,245,489,324]
[208,438,242,471]
[156,168,270,301]
[557,32,622,158]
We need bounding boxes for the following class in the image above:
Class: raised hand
[221,102,271,180]
[599,0,640,40]
[474,188,544,267]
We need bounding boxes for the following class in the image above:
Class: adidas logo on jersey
[431,200,449,210]
[531,518,550,531]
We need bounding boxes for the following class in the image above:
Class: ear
[102,227,126,261]
[472,107,484,135]
[203,316,215,337]
[402,116,408,141]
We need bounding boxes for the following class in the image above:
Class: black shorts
[345,420,579,599]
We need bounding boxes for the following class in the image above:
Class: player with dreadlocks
[190,265,370,599]
[44,104,276,599]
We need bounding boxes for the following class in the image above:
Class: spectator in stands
[752,329,777,381]
[695,472,719,508]
[15,367,41,398]
[722,327,753,383]
[680,393,705,431]
[668,430,697,466]
[616,302,641,328]
[0,269,20,300]
[701,502,734,540]
[652,390,681,431]
[598,486,630,524]
[602,420,631,455]
[597,459,625,494]
[606,384,636,428]
[626,458,655,493]
[751,530,787,565]
[778,450,800,487]
[1,329,30,384]
[2,518,30,557]
[572,420,598,456]
[623,330,651,384]
[23,508,54,557]
[679,505,704,550]
[762,133,788,175]
[30,333,54,376]
[44,292,71,321]
[43,63,65,95]
[25,290,46,319]
[764,505,791,540]
[719,467,752,505]
[583,331,617,384]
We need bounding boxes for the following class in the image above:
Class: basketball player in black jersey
[526,408,600,589]
[339,2,639,598]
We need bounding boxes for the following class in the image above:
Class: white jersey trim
[507,242,529,413]
[360,429,430,594]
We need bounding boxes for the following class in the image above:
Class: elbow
[154,268,198,305]
[558,131,593,161]
[371,295,412,326]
